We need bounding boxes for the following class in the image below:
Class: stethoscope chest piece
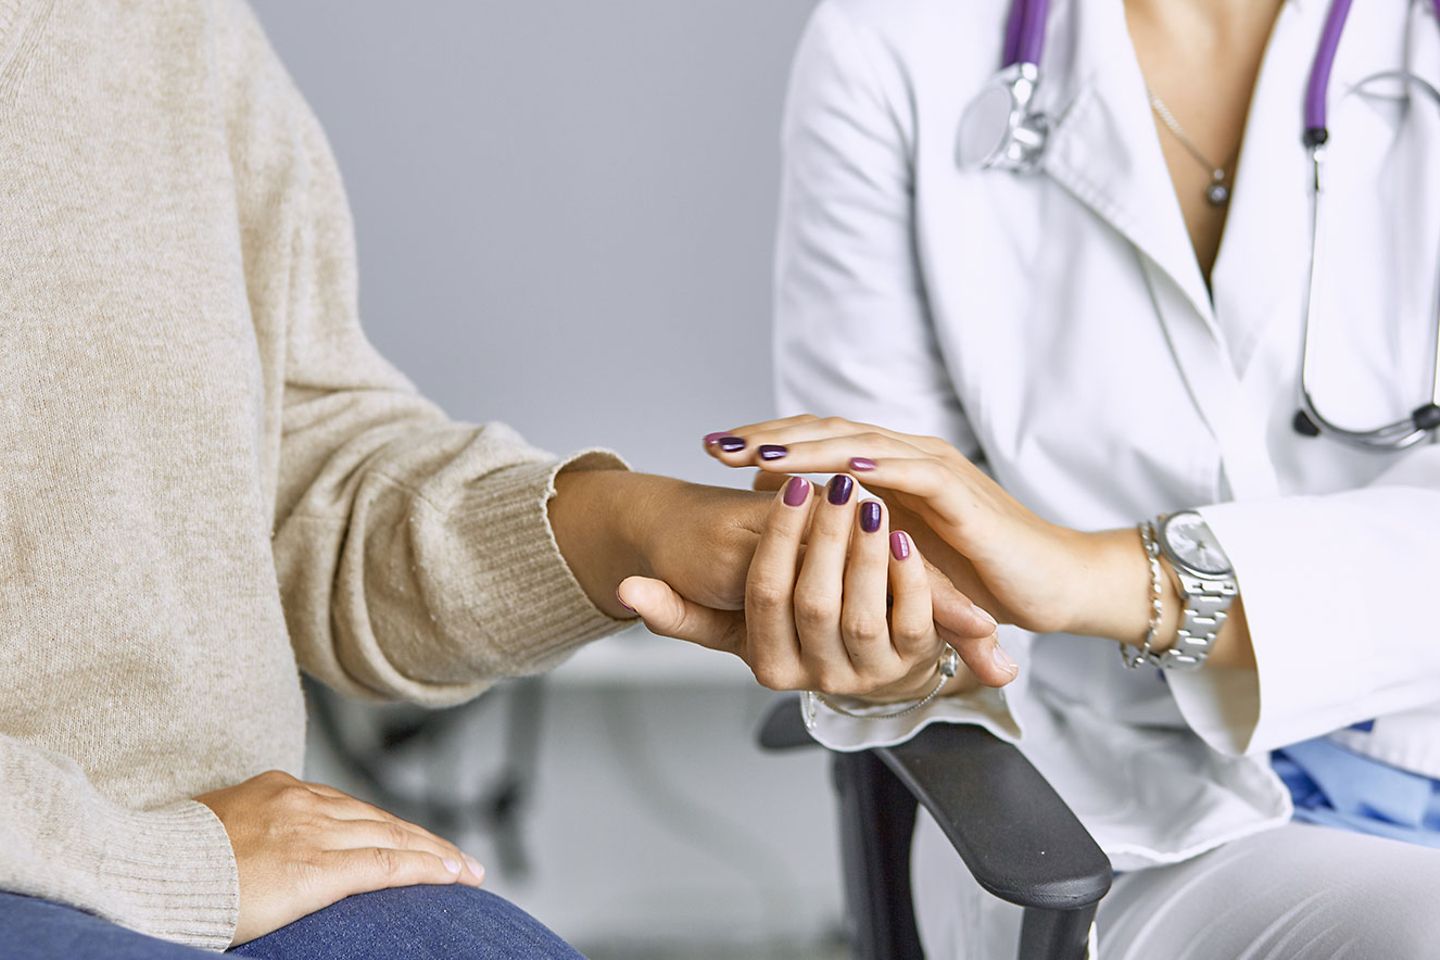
[957,63,1049,173]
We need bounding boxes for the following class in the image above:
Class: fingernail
[890,531,911,560]
[758,444,788,461]
[703,432,728,446]
[827,474,854,505]
[860,500,883,533]
[850,457,877,472]
[783,475,810,507]
[972,605,998,629]
[615,589,635,613]
[991,644,1019,676]
[717,436,746,453]
[464,854,485,879]
[442,857,462,874]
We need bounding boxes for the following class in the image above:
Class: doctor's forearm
[1068,529,1255,670]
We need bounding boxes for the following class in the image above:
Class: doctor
[709,0,1440,955]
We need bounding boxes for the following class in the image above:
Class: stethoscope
[958,0,1440,452]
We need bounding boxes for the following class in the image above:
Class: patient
[0,3,1007,958]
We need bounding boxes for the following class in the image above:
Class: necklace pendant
[1205,182,1230,207]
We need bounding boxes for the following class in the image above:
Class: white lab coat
[774,0,1440,954]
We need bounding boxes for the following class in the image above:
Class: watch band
[1164,571,1238,669]
[1154,512,1238,672]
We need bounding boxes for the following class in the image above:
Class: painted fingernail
[758,444,788,461]
[464,854,485,879]
[717,436,746,453]
[827,474,854,505]
[973,605,998,629]
[442,857,462,874]
[850,457,877,472]
[704,432,728,446]
[615,589,635,613]
[783,475,810,507]
[890,531,911,560]
[991,644,1019,675]
[860,500,883,533]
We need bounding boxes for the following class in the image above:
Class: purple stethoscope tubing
[1005,0,1440,145]
[1002,0,1048,69]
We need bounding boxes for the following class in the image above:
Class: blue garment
[0,885,586,960]
[1272,735,1440,849]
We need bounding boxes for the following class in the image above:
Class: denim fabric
[0,885,586,960]
[0,891,214,960]
[231,886,586,960]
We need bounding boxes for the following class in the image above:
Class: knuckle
[752,661,800,691]
[370,847,400,879]
[385,822,411,850]
[820,416,848,432]
[792,591,837,626]
[842,614,886,645]
[746,582,788,614]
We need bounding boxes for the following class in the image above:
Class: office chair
[758,696,1111,960]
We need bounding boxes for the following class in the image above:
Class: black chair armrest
[877,721,1111,911]
[756,695,1111,911]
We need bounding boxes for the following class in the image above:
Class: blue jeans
[0,885,586,959]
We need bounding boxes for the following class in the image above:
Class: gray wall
[252,0,816,484]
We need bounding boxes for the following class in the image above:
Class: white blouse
[774,0,1440,950]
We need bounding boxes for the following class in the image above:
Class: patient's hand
[198,771,484,946]
[618,473,1018,699]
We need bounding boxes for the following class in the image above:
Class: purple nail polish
[850,457,877,472]
[615,589,635,613]
[717,436,746,453]
[860,500,882,533]
[704,432,728,446]
[758,444,788,461]
[827,474,854,506]
[783,476,810,507]
[890,531,911,561]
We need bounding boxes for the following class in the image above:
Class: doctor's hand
[616,473,1017,697]
[703,415,1147,641]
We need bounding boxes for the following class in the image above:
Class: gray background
[252,0,816,484]
[250,3,846,956]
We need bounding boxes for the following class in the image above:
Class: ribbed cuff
[443,449,633,678]
[94,800,239,951]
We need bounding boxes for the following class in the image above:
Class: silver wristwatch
[1153,511,1238,671]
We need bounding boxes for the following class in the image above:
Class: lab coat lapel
[1035,0,1282,498]
[1037,0,1216,331]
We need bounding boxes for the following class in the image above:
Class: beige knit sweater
[0,0,628,949]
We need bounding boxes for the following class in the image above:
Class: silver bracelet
[1120,519,1164,669]
[804,647,961,728]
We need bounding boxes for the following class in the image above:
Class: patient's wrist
[550,469,661,618]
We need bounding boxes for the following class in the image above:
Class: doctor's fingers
[916,562,1018,688]
[791,476,867,690]
[837,498,901,678]
[886,537,1016,691]
[704,415,965,467]
[740,476,816,690]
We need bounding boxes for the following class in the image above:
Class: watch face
[1163,512,1232,576]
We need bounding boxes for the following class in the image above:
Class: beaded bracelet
[1120,519,1165,669]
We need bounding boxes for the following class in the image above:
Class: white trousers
[914,820,1440,959]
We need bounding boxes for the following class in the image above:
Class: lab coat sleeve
[774,1,978,451]
[775,2,1023,751]
[1167,446,1440,755]
[219,0,629,707]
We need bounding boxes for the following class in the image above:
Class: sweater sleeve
[0,736,239,950]
[217,0,628,706]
